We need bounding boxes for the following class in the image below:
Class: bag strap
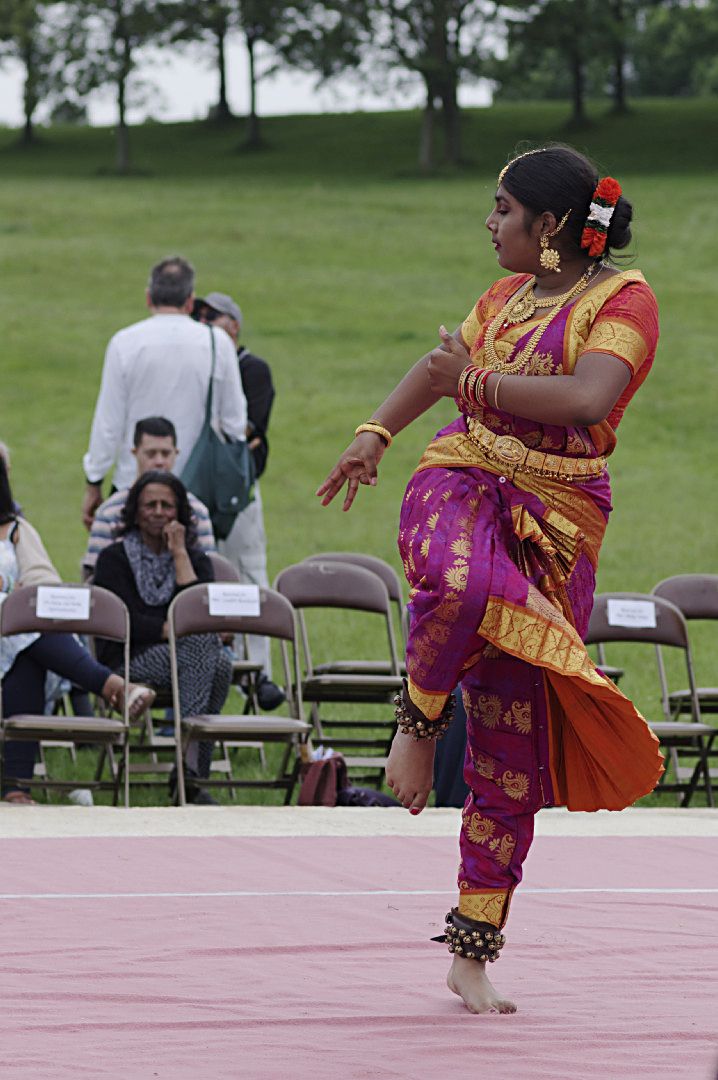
[203,326,217,423]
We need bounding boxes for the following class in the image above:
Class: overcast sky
[0,39,492,127]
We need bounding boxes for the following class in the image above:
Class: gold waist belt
[465,419,607,482]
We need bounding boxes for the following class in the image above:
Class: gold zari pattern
[458,890,509,927]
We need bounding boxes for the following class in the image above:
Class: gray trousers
[218,484,272,677]
[130,634,232,777]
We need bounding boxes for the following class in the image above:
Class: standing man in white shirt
[82,256,247,528]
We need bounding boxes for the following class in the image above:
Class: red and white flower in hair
[581,177,622,257]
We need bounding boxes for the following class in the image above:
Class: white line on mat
[0,887,715,900]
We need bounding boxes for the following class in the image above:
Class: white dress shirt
[83,314,247,490]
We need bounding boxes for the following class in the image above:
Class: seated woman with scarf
[0,454,155,804]
[94,470,232,804]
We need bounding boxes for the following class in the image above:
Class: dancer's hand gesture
[426,325,470,397]
[316,431,387,512]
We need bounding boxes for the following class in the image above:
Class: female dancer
[317,145,664,1014]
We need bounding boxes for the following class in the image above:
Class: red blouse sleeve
[580,281,659,377]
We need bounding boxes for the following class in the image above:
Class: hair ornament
[581,177,622,257]
[497,147,546,186]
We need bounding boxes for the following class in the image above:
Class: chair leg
[284,754,302,805]
[679,736,715,808]
[175,737,187,806]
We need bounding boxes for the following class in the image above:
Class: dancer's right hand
[315,432,387,512]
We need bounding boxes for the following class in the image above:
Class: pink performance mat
[0,831,715,1079]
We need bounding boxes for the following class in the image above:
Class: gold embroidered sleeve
[461,305,481,352]
[581,318,649,376]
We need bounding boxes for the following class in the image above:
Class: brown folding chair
[652,574,718,716]
[585,592,716,807]
[207,550,266,766]
[274,560,402,779]
[168,583,311,805]
[109,551,243,797]
[303,552,408,674]
[0,584,131,806]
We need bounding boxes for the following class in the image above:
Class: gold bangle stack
[355,421,393,447]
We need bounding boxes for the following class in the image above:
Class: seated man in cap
[193,291,284,712]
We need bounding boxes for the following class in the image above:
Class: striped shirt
[83,488,215,570]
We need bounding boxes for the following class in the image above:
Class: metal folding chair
[303,552,408,674]
[168,582,311,805]
[585,591,716,807]
[0,584,131,806]
[274,560,402,780]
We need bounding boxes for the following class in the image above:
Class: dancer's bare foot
[447,956,517,1014]
[385,729,435,813]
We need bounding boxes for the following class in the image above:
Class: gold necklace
[482,263,601,374]
[502,263,600,326]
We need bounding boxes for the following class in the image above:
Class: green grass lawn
[0,98,715,805]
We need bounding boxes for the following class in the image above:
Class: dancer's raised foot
[385,729,436,813]
[447,956,517,1014]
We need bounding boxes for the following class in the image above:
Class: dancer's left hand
[426,325,471,397]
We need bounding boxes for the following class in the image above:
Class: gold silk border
[582,320,648,375]
[458,888,513,928]
[406,679,450,721]
[563,270,646,374]
[479,594,606,687]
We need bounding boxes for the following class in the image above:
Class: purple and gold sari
[398,270,664,928]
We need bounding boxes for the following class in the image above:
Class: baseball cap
[199,291,243,325]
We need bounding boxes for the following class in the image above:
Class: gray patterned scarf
[123,529,175,607]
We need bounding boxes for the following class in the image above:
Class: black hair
[121,470,198,548]
[500,144,633,261]
[133,416,178,447]
[0,455,16,526]
[147,255,195,307]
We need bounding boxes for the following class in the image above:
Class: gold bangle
[493,372,508,411]
[355,422,393,447]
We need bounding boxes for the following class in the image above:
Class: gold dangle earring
[539,210,571,273]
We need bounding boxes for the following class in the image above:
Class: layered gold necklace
[481,261,602,374]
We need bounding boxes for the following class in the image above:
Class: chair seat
[231,660,263,677]
[595,664,624,682]
[668,688,718,710]
[303,674,402,702]
[314,660,408,677]
[343,755,388,769]
[1,715,126,742]
[180,714,311,739]
[648,721,715,738]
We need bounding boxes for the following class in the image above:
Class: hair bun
[606,195,633,252]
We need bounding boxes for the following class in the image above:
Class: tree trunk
[115,30,132,173]
[440,79,461,166]
[569,46,586,125]
[21,42,37,145]
[244,32,261,148]
[611,0,628,112]
[215,26,232,120]
[613,44,627,112]
[419,86,436,173]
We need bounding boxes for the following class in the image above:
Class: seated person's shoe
[190,788,219,805]
[256,676,286,711]
[169,766,220,805]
